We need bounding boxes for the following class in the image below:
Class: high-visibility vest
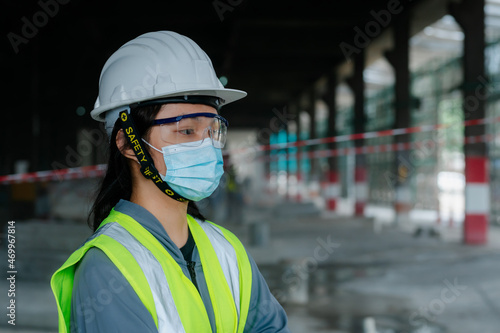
[51,208,252,333]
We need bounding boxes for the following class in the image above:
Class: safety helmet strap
[118,107,189,202]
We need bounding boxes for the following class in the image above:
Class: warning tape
[0,165,107,185]
[257,134,494,164]
[248,115,500,153]
[0,116,497,185]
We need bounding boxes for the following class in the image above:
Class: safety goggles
[152,112,229,148]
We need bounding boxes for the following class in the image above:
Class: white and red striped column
[264,172,273,196]
[395,185,412,224]
[287,173,297,201]
[295,172,304,202]
[355,167,368,216]
[464,156,489,244]
[325,170,340,212]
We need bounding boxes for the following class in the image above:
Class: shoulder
[74,247,126,290]
[71,249,157,332]
[200,219,244,246]
[194,219,252,266]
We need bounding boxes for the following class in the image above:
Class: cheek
[146,128,168,174]
[149,148,167,174]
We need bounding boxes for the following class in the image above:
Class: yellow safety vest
[51,208,252,333]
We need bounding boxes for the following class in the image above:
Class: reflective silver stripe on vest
[104,222,185,333]
[194,219,241,317]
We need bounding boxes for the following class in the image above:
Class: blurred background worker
[50,31,290,333]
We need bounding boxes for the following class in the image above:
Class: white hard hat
[90,31,246,130]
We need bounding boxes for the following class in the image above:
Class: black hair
[88,104,206,231]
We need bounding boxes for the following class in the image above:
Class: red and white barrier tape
[257,133,494,163]
[0,116,498,185]
[0,164,107,185]
[237,115,500,154]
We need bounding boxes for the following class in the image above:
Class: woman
[51,31,290,332]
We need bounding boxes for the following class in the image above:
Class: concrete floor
[1,207,500,333]
[238,211,500,333]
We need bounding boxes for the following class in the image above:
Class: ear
[116,129,139,163]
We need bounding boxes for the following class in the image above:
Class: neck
[129,164,190,249]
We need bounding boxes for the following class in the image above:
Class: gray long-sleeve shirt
[70,199,290,332]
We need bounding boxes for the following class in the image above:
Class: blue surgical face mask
[143,139,224,201]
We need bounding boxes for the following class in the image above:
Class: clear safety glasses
[152,112,229,148]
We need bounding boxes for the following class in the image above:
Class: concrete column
[385,11,412,226]
[323,73,339,213]
[298,109,312,202]
[294,101,305,203]
[450,0,488,245]
[297,93,313,202]
[308,89,318,182]
[287,120,298,201]
[347,50,367,216]
[287,103,299,202]
[264,126,273,197]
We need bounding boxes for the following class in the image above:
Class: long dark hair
[88,104,206,231]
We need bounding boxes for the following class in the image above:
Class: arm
[71,248,157,333]
[244,254,290,333]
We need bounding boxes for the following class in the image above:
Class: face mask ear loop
[142,139,163,154]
